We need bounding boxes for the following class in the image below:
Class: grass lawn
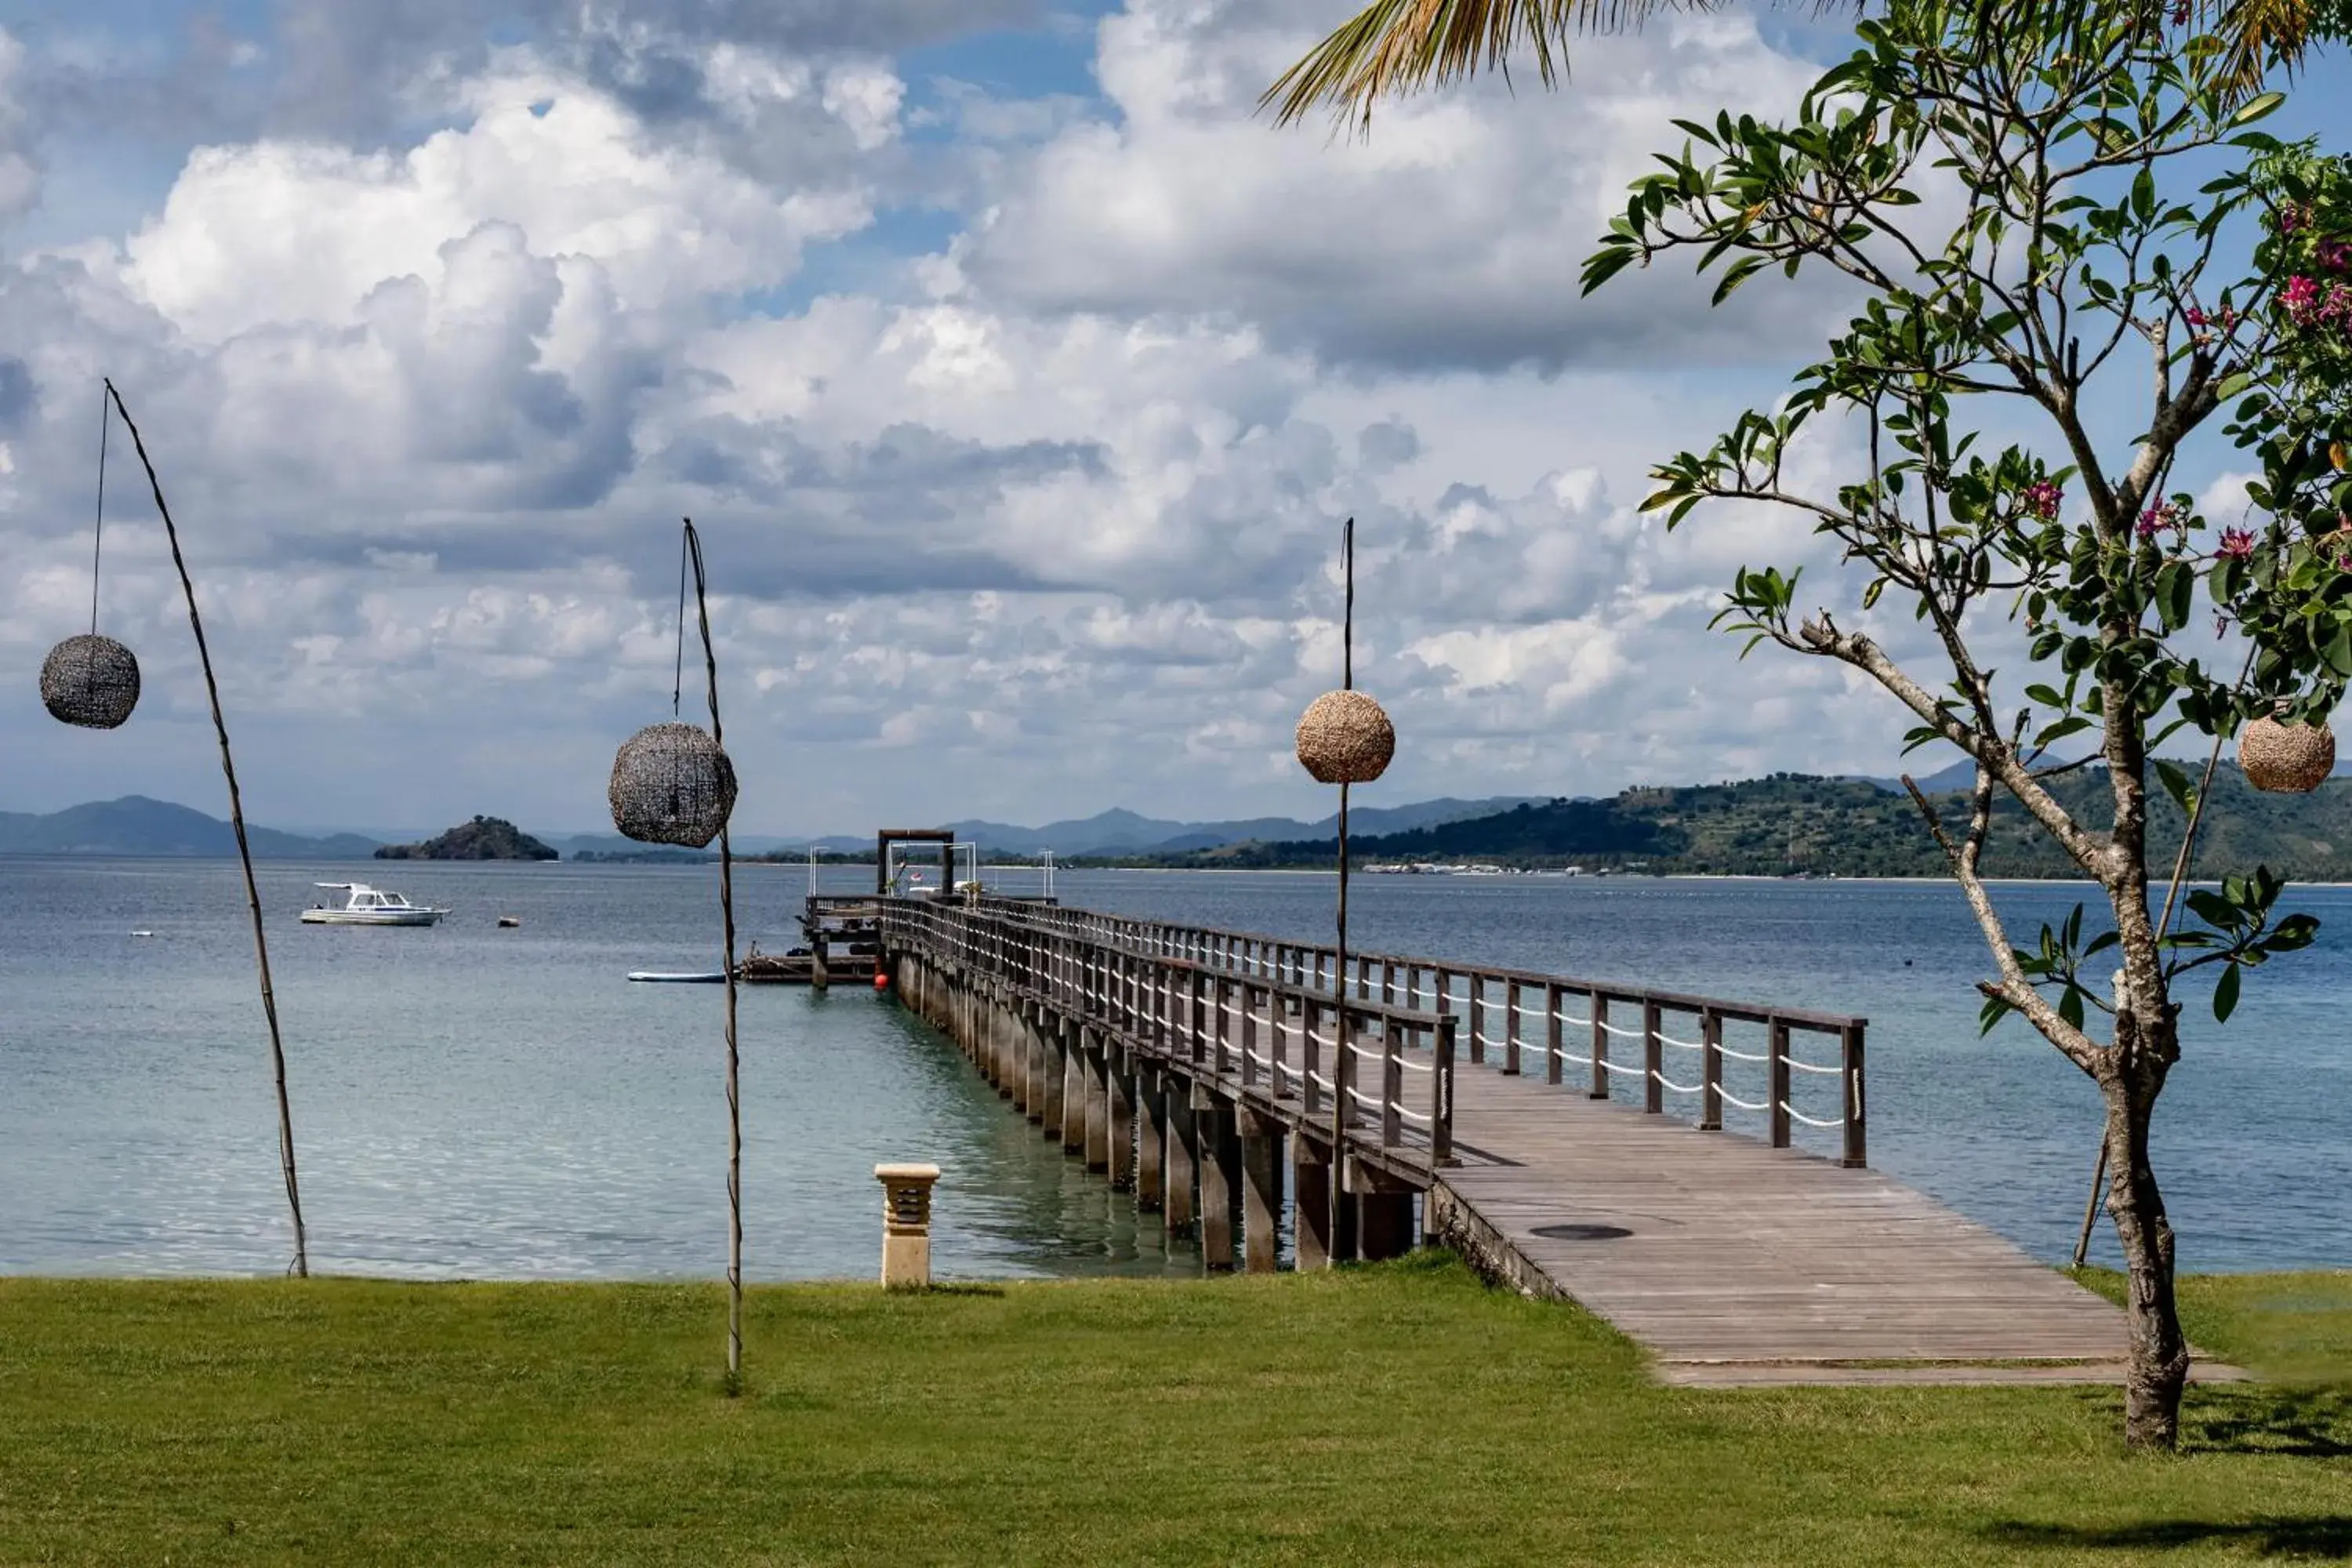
[0,1257,2345,1566]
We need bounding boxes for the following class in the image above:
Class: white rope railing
[1718,1087,1769,1112]
[1785,1057,1842,1076]
[1781,1101,1844,1130]
[1392,1105,1433,1126]
[1652,1069,1702,1095]
[1657,1033,1706,1052]
[1595,1019,1644,1040]
[1716,1044,1769,1063]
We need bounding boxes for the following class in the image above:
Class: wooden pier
[860,891,2144,1385]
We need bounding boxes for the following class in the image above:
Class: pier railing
[965,896,1868,1168]
[874,895,1457,1174]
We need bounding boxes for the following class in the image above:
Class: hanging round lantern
[2239,713,2336,794]
[41,633,141,730]
[1294,688,1395,785]
[609,720,737,847]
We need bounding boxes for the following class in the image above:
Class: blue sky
[0,1,2341,837]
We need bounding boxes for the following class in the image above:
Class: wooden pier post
[1841,1021,1868,1168]
[1590,993,1611,1100]
[1109,1047,1136,1192]
[1164,1071,1199,1235]
[1700,1008,1723,1131]
[1769,1016,1793,1149]
[1642,998,1664,1116]
[1135,1062,1167,1212]
[1197,1089,1238,1271]
[1239,1107,1283,1273]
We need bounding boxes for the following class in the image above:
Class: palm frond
[2211,0,2322,99]
[1261,0,1690,131]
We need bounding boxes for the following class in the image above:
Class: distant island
[376,816,558,861]
[1092,764,2352,882]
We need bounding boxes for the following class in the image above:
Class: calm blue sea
[0,859,2344,1279]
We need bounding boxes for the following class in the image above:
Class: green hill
[1124,766,2352,880]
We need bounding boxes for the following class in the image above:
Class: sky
[0,0,2343,838]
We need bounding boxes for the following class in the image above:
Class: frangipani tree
[1569,0,2348,1448]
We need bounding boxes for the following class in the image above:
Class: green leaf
[2154,758,2195,812]
[1711,255,1767,307]
[1977,993,2015,1036]
[2230,91,2285,127]
[2059,985,2085,1030]
[2213,960,2241,1022]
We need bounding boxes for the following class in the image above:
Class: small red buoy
[873,970,890,991]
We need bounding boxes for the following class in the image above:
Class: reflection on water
[0,858,2344,1276]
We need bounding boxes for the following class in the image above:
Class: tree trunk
[2103,1077,2190,1450]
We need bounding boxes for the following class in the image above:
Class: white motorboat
[299,883,448,927]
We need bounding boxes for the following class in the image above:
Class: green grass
[0,1258,2345,1566]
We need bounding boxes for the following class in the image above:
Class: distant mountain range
[0,794,1540,862]
[24,771,2343,880]
[0,797,381,858]
[934,799,1543,858]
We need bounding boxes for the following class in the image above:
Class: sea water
[0,858,2343,1278]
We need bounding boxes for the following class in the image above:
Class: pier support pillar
[996,1000,1018,1099]
[999,1001,1021,1106]
[1060,1022,1086,1156]
[1292,1139,1333,1271]
[1022,1006,1045,1123]
[1348,1158,1415,1262]
[1239,1109,1283,1273]
[1165,1072,1199,1236]
[1041,1014,1067,1140]
[1134,1064,1166,1213]
[1108,1048,1136,1192]
[1196,1088,1237,1271]
[1083,1030,1110,1174]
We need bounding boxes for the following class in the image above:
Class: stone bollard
[875,1163,942,1289]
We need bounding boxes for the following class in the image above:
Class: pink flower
[2217,528,2256,560]
[2284,274,2322,325]
[2171,0,2190,20]
[2139,501,2185,540]
[2321,240,2352,272]
[2336,552,2352,572]
[2279,204,2308,234]
[2185,306,2209,328]
[2022,480,2063,521]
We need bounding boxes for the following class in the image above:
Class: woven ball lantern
[41,633,141,730]
[2239,713,2336,794]
[1295,688,1395,785]
[609,720,737,848]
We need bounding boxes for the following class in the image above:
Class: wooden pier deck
[1434,1065,2136,1384]
[860,891,2187,1387]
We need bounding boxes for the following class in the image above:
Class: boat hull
[299,910,445,927]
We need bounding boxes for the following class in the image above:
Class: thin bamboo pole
[683,519,744,1385]
[105,379,308,1277]
[1325,517,1356,1259]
